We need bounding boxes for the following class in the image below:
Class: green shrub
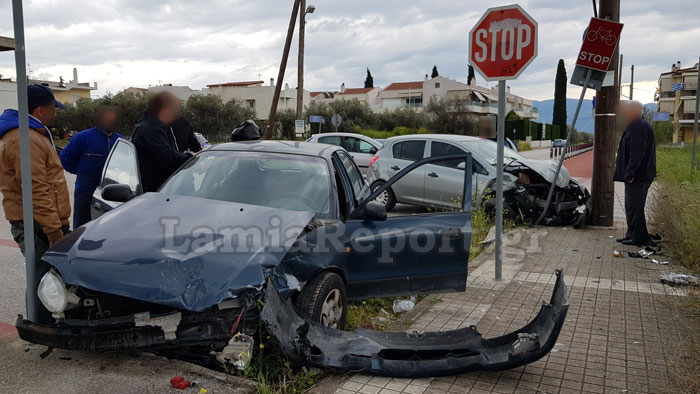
[519,141,532,151]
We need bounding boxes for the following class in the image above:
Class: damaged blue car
[16,139,568,377]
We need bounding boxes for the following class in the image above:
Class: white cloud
[1,0,698,106]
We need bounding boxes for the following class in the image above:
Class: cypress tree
[467,65,475,85]
[552,59,568,138]
[364,68,374,88]
[431,65,439,78]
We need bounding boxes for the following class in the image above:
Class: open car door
[91,138,142,220]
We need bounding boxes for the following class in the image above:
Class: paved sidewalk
[316,222,686,394]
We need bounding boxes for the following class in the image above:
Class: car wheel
[295,272,347,329]
[371,181,396,211]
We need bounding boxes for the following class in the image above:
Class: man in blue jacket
[60,106,123,228]
[613,101,656,246]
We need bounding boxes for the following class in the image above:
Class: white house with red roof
[206,78,310,120]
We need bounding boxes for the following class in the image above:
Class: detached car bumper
[261,269,568,378]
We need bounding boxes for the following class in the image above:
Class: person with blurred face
[131,92,192,192]
[0,84,70,323]
[613,101,657,246]
[60,106,124,228]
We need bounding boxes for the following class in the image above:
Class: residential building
[124,87,148,96]
[206,79,310,120]
[0,75,17,111]
[148,84,202,101]
[377,81,425,111]
[335,83,382,107]
[29,68,97,106]
[656,61,699,143]
[310,91,336,105]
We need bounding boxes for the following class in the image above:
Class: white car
[307,132,381,174]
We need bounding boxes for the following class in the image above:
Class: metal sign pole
[12,0,37,322]
[691,56,700,177]
[536,68,592,225]
[495,80,505,280]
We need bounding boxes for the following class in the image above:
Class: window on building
[246,100,255,109]
[405,97,423,108]
[435,82,441,88]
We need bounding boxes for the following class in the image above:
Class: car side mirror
[350,201,387,221]
[102,184,134,203]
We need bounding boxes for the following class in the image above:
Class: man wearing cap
[60,106,123,228]
[0,84,71,323]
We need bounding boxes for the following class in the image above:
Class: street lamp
[296,2,315,126]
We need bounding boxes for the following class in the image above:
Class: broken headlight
[38,270,68,314]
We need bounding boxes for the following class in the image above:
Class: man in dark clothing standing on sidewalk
[613,101,657,246]
[60,106,123,227]
[132,92,192,192]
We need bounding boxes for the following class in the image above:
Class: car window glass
[101,140,139,193]
[392,140,426,161]
[160,151,332,216]
[337,151,365,197]
[430,141,467,169]
[318,136,342,146]
[342,137,375,154]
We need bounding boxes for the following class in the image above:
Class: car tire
[371,181,396,212]
[295,272,347,330]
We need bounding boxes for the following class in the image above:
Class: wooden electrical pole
[590,0,620,227]
[296,0,306,122]
[264,0,301,140]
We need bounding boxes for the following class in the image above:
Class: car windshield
[466,139,525,166]
[160,151,332,215]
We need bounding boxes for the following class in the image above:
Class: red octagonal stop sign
[469,4,538,81]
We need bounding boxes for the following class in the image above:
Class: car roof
[209,140,341,159]
[384,134,485,144]
[311,132,374,139]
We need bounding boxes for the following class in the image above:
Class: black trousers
[624,179,653,243]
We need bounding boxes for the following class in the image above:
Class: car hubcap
[320,289,343,329]
[373,186,389,206]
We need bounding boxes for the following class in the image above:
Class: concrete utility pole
[264,0,301,140]
[629,64,634,100]
[618,54,623,98]
[590,0,620,227]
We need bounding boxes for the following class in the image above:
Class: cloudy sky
[1,0,699,104]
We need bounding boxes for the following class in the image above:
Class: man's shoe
[616,237,631,243]
[620,238,640,246]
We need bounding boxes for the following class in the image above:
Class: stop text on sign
[472,19,532,63]
[469,4,538,81]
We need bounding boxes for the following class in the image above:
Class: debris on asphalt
[628,247,658,259]
[613,250,623,258]
[213,375,226,382]
[660,273,700,287]
[651,258,669,265]
[392,296,416,314]
[212,333,254,371]
[370,308,393,328]
[170,376,191,389]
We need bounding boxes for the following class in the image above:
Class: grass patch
[54,138,69,148]
[355,126,431,140]
[649,146,700,271]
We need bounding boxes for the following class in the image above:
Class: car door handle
[391,165,400,171]
[439,228,461,238]
[428,172,439,178]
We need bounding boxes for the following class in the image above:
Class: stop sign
[469,4,538,81]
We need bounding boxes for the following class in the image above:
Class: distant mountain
[533,99,595,134]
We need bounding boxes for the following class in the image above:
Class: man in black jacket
[132,92,192,192]
[613,101,656,246]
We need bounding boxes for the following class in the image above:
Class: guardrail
[549,143,593,160]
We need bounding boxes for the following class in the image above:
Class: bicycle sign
[576,17,623,72]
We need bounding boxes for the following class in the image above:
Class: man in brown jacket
[0,84,71,322]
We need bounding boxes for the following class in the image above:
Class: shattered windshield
[467,139,525,166]
[160,151,332,215]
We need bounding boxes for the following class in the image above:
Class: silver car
[307,132,381,174]
[366,134,591,226]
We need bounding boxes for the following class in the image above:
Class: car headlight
[38,270,67,314]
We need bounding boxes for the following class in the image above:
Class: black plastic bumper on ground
[261,269,569,378]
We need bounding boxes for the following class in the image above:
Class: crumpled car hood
[44,193,314,312]
[516,158,571,188]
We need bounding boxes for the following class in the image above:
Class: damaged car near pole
[367,135,591,226]
[16,139,568,377]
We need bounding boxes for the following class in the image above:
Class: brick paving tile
[315,206,689,394]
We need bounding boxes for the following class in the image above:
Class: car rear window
[392,140,425,161]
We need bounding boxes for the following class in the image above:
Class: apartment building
[206,79,310,120]
[29,68,97,105]
[656,61,699,143]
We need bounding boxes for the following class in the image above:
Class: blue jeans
[73,188,95,228]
